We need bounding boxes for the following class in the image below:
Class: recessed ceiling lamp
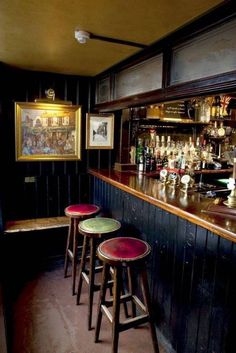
[74,29,147,49]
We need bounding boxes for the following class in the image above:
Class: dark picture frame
[86,113,114,149]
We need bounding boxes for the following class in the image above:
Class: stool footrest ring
[119,315,150,332]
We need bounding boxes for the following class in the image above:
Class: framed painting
[15,102,81,161]
[86,113,114,149]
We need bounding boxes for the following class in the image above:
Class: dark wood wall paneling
[0,64,121,351]
[0,63,120,224]
[92,176,236,353]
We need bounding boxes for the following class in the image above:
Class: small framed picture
[86,113,114,149]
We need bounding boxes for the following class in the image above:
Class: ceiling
[0,0,223,77]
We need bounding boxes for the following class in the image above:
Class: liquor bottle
[149,129,156,148]
[200,98,211,123]
[144,146,151,172]
[201,140,208,169]
[194,99,201,121]
[179,152,186,170]
[188,137,195,162]
[160,135,166,158]
[168,152,176,169]
[136,138,144,171]
[166,136,172,157]
[155,135,160,149]
[195,137,201,158]
[185,150,193,170]
[162,153,168,168]
[155,151,163,171]
[211,96,221,120]
[138,155,144,172]
[205,98,211,123]
[155,135,161,159]
[193,137,201,170]
[150,151,156,172]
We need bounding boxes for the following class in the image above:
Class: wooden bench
[4,216,70,234]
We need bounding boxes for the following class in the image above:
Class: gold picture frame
[15,102,81,161]
[86,113,114,149]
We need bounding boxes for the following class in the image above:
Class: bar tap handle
[233,149,236,181]
[224,151,236,207]
[160,169,168,183]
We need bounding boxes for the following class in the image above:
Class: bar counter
[89,168,236,242]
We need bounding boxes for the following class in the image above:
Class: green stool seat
[76,217,121,330]
[79,217,121,234]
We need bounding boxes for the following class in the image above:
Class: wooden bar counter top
[89,169,236,242]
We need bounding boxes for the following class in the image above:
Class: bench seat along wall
[91,175,236,353]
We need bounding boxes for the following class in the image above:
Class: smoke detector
[74,30,90,44]
[74,29,146,48]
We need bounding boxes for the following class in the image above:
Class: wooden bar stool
[95,237,159,353]
[64,203,100,295]
[76,217,121,330]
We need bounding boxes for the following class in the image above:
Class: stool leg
[95,263,110,343]
[110,267,129,318]
[127,266,136,318]
[64,218,73,278]
[88,237,96,330]
[72,218,79,295]
[76,235,89,305]
[112,266,122,353]
[140,267,159,353]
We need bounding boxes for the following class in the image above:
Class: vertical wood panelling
[0,64,116,223]
[91,176,236,353]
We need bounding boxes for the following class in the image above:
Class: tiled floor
[9,259,167,353]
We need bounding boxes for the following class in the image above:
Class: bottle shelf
[143,118,208,124]
[137,118,208,129]
[131,168,233,177]
[194,168,232,174]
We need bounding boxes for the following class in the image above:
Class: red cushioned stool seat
[64,203,100,295]
[65,204,100,217]
[95,237,159,353]
[99,237,150,262]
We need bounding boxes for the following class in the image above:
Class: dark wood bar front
[90,168,236,353]
[89,169,236,242]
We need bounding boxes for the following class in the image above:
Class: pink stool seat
[98,237,150,262]
[64,203,100,296]
[65,204,100,217]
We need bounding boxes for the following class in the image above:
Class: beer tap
[224,149,236,207]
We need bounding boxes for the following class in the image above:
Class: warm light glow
[162,117,182,122]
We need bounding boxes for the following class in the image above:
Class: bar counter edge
[89,168,236,243]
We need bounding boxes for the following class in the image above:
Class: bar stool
[64,203,100,295]
[76,217,121,330]
[95,237,159,353]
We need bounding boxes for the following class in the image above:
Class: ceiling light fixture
[74,29,147,49]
